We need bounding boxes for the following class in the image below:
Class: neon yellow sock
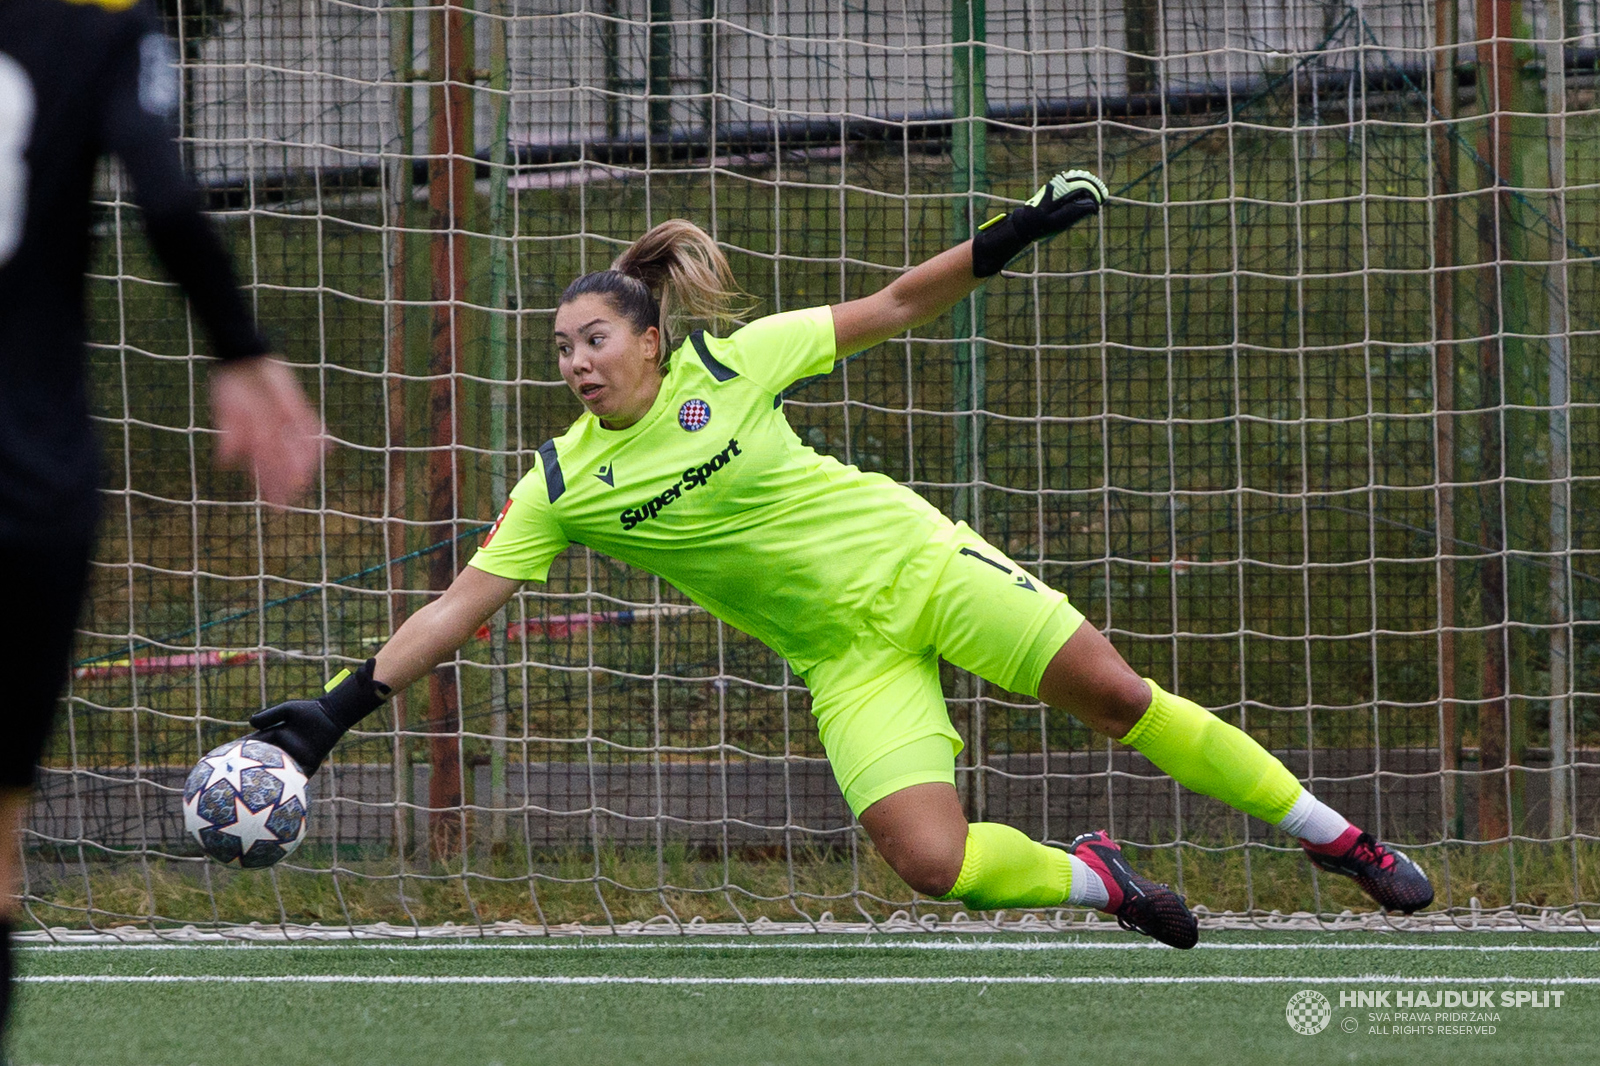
[1122,680,1304,824]
[938,822,1073,910]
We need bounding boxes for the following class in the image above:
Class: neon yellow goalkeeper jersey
[468,306,950,674]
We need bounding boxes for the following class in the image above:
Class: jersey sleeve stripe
[689,331,738,382]
[536,439,566,503]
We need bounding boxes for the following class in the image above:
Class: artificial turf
[9,930,1599,1066]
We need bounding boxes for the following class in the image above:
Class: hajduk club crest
[678,398,711,431]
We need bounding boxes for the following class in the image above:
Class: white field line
[18,974,1600,987]
[20,940,1600,954]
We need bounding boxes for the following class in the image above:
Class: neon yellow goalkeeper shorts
[803,520,1086,816]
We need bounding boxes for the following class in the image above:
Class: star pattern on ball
[216,795,281,855]
[181,788,204,841]
[263,763,308,810]
[199,742,264,793]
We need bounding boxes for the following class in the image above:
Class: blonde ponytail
[612,220,750,347]
[559,220,752,365]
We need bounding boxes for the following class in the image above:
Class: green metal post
[1496,2,1571,841]
[701,0,716,144]
[648,0,673,160]
[1501,0,1554,836]
[484,0,512,854]
[950,0,987,530]
[1124,0,1159,101]
[1431,0,1462,839]
[950,0,987,824]
[1474,0,1550,839]
[1544,3,1572,839]
[1471,0,1509,844]
[602,0,621,141]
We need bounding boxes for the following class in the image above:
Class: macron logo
[595,463,615,487]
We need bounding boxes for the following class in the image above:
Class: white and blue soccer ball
[182,739,310,868]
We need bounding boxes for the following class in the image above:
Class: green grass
[11,931,1600,1065]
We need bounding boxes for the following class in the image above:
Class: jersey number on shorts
[959,546,1037,591]
[0,53,37,268]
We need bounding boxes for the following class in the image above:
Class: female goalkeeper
[249,170,1433,947]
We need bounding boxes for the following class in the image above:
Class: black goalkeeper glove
[970,169,1109,278]
[244,658,391,775]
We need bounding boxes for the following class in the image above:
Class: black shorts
[1,528,96,789]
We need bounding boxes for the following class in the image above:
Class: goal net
[22,0,1600,935]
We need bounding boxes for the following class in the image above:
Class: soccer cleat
[1301,827,1434,914]
[1069,830,1199,949]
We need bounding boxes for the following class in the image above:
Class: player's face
[553,293,663,429]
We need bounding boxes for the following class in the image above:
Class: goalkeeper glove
[970,169,1108,278]
[244,658,391,775]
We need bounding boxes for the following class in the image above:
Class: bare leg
[1035,621,1150,738]
[1037,621,1433,911]
[854,625,1152,901]
[857,782,967,897]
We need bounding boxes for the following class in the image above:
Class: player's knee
[1037,627,1152,740]
[1045,668,1150,740]
[1099,675,1154,738]
[860,782,968,896]
[886,833,966,897]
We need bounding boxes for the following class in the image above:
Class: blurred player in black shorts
[0,0,323,1051]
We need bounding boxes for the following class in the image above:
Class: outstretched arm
[830,169,1108,357]
[373,567,523,693]
[831,242,985,357]
[247,566,523,773]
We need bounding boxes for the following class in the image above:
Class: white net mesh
[25,0,1600,934]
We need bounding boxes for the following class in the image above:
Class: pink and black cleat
[1301,827,1434,913]
[1070,830,1199,949]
